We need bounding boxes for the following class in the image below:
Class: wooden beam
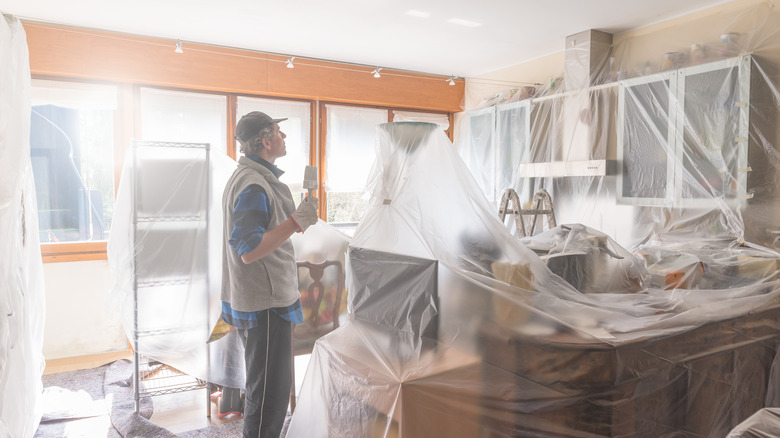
[23,22,464,112]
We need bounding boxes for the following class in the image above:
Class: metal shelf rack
[129,140,212,416]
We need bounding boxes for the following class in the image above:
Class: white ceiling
[2,0,732,78]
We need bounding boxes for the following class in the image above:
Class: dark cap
[234,111,288,142]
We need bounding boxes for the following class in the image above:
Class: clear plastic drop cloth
[726,407,780,437]
[107,146,351,390]
[287,112,780,438]
[0,12,46,438]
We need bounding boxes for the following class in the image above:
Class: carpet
[35,359,290,437]
[35,364,121,438]
[36,359,173,438]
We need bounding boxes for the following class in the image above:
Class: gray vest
[221,157,299,311]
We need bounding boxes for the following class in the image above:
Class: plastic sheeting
[287,121,780,436]
[458,4,780,253]
[113,3,780,436]
[107,144,351,390]
[727,407,780,437]
[0,12,46,438]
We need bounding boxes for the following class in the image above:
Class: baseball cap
[234,111,288,142]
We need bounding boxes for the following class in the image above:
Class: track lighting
[286,57,295,69]
[175,40,183,54]
[372,67,382,78]
[448,75,456,86]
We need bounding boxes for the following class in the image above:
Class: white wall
[42,260,127,359]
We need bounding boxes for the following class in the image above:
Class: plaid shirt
[222,155,303,328]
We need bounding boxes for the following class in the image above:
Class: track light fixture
[286,57,295,69]
[372,67,382,78]
[175,40,183,54]
[448,75,457,86]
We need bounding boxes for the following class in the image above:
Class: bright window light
[30,79,118,243]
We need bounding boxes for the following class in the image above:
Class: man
[221,111,318,437]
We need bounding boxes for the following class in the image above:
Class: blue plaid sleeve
[229,185,271,256]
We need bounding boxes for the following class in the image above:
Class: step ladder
[498,188,556,237]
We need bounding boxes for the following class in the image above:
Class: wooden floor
[43,349,134,375]
[44,350,310,435]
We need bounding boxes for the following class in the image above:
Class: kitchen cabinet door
[460,106,498,203]
[678,57,750,206]
[496,100,532,200]
[462,101,532,206]
[618,71,677,205]
[617,55,751,207]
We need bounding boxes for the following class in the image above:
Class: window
[31,80,449,258]
[324,105,388,224]
[30,79,117,244]
[236,97,311,200]
[140,87,227,155]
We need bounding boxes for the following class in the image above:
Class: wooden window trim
[26,21,462,261]
[318,102,328,216]
[30,77,124,264]
[24,22,464,113]
[41,241,108,263]
[227,94,238,159]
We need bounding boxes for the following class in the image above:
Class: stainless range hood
[518,29,617,177]
[562,29,614,164]
[564,29,613,92]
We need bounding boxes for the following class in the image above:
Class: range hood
[564,29,613,92]
[519,29,617,177]
[562,29,614,164]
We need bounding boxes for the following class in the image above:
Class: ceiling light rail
[21,22,462,86]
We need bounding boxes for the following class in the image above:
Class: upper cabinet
[617,55,751,207]
[461,55,751,210]
[461,100,530,204]
[460,85,617,206]
[496,100,532,195]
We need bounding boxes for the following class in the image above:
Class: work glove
[290,196,318,232]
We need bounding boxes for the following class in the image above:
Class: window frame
[34,80,451,262]
[31,76,130,263]
[319,101,452,223]
[233,94,317,192]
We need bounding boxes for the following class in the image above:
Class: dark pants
[239,310,292,438]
